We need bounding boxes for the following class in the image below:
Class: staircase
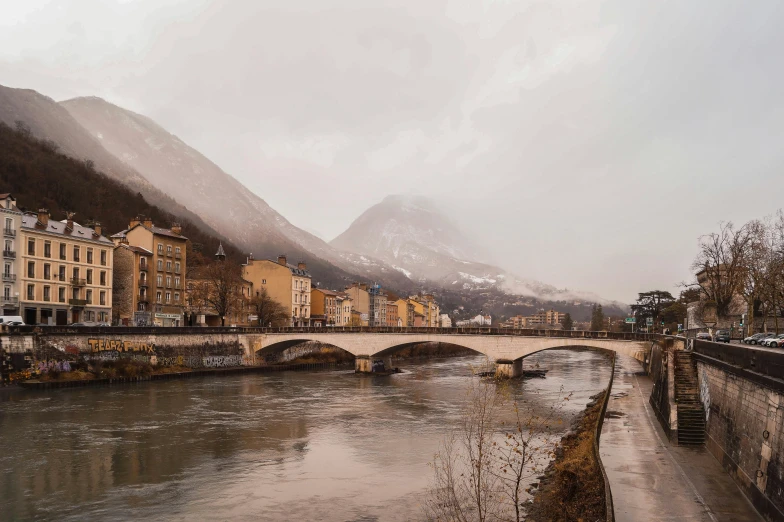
[674,350,706,446]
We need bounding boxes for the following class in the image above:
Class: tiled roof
[21,214,113,245]
[112,223,188,240]
[116,244,153,256]
[313,288,340,296]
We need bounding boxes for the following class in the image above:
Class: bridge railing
[4,324,661,342]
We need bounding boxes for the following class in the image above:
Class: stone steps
[674,351,706,446]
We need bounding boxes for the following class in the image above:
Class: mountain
[331,195,628,311]
[59,96,413,291]
[0,120,242,265]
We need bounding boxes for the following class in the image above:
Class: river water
[0,349,611,521]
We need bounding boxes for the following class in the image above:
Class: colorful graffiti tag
[88,339,155,353]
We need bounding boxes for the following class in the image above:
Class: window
[44,241,51,258]
[166,261,172,271]
[87,248,93,264]
[43,286,50,302]
[175,262,180,273]
[100,250,107,266]
[59,243,66,260]
[27,261,35,278]
[4,240,10,253]
[157,260,163,270]
[27,239,35,255]
[86,269,93,284]
[43,264,51,280]
[58,266,65,281]
[72,267,79,280]
[58,287,65,303]
[166,245,172,254]
[4,217,10,232]
[165,291,171,303]
[174,292,180,303]
[166,276,171,288]
[262,279,266,284]
[157,243,163,254]
[27,284,34,300]
[100,271,106,286]
[73,246,80,262]
[175,246,181,254]
[294,294,298,303]
[86,289,93,304]
[174,276,180,288]
[3,263,9,276]
[98,312,107,322]
[157,275,163,287]
[156,291,162,303]
[100,291,106,306]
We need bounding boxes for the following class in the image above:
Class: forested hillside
[0,121,242,263]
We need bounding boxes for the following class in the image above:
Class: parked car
[743,333,767,344]
[713,330,731,343]
[0,315,25,326]
[696,332,712,340]
[761,334,784,347]
[750,333,775,345]
[770,336,784,349]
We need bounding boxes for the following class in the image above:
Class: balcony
[2,273,15,283]
[2,249,15,259]
[174,268,181,274]
[166,251,173,258]
[71,278,86,287]
[1,296,19,306]
[3,228,15,237]
[138,295,149,304]
[157,281,164,288]
[138,281,149,288]
[139,263,149,271]
[174,252,182,260]
[69,298,87,307]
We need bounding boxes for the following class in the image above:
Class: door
[71,310,80,324]
[56,310,67,326]
[24,308,37,325]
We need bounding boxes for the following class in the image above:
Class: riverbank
[16,361,353,390]
[526,391,610,521]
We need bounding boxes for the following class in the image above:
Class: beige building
[111,217,188,327]
[20,210,113,325]
[1,194,22,318]
[335,294,353,326]
[242,255,311,326]
[344,283,370,326]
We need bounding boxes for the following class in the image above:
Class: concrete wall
[694,340,784,521]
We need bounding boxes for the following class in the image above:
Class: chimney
[142,217,153,229]
[278,255,287,266]
[37,208,49,227]
[129,216,141,228]
[65,211,75,233]
[92,221,102,237]
[297,261,307,271]
[171,222,182,235]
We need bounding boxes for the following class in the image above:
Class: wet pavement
[600,355,762,522]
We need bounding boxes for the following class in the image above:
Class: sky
[2,0,784,303]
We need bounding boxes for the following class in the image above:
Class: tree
[425,378,567,522]
[561,313,573,331]
[630,291,676,325]
[590,304,605,331]
[249,287,290,327]
[200,260,246,326]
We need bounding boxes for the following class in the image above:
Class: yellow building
[335,293,353,326]
[344,283,370,326]
[395,298,414,327]
[311,288,340,326]
[20,210,113,325]
[111,216,188,326]
[242,255,311,326]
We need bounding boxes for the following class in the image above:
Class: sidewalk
[600,355,762,522]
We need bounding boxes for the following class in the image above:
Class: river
[0,349,612,521]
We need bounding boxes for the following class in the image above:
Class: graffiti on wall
[88,339,155,353]
[37,360,72,373]
[699,366,711,423]
[203,355,244,368]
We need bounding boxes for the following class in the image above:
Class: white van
[0,316,25,326]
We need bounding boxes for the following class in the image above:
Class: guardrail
[3,324,663,341]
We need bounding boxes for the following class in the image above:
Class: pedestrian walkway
[600,355,762,522]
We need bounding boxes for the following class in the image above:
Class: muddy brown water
[0,349,612,521]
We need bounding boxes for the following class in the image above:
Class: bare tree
[691,221,753,319]
[425,378,567,522]
[200,260,246,326]
[249,287,289,327]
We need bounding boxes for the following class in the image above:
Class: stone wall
[695,345,784,521]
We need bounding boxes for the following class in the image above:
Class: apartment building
[386,298,400,327]
[501,309,565,329]
[395,298,415,327]
[20,210,113,325]
[335,294,354,326]
[344,283,370,326]
[112,243,153,325]
[111,217,188,327]
[312,288,340,326]
[368,284,387,327]
[1,194,22,317]
[439,314,452,328]
[242,255,311,326]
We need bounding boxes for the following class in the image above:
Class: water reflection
[0,349,611,521]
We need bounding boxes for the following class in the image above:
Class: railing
[2,273,15,282]
[69,298,87,306]
[1,296,18,305]
[3,228,15,237]
[139,281,148,288]
[71,278,86,287]
[175,253,181,259]
[139,263,148,271]
[2,249,15,259]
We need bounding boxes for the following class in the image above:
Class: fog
[2,0,783,302]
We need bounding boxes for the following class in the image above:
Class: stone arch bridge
[254,328,656,376]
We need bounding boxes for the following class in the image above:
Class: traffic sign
[646,317,653,326]
[625,317,636,324]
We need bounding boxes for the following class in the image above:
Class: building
[242,254,311,326]
[312,288,341,326]
[368,284,387,327]
[111,217,187,326]
[413,311,426,327]
[439,314,452,328]
[395,298,415,327]
[112,243,153,325]
[20,209,113,325]
[456,314,492,327]
[1,194,22,318]
[335,293,353,326]
[501,310,565,329]
[386,297,401,326]
[344,283,370,326]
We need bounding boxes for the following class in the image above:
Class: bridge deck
[600,355,762,522]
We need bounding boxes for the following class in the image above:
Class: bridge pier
[355,355,393,374]
[495,358,522,379]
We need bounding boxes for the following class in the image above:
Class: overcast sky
[2,0,784,302]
